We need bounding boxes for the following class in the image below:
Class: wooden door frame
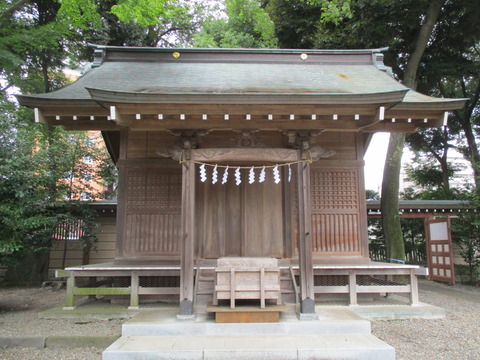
[425,216,455,285]
[179,147,316,316]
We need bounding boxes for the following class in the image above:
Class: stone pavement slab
[103,334,395,360]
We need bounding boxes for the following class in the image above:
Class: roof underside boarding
[17,46,466,133]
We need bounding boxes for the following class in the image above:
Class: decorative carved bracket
[158,130,209,161]
[230,129,266,148]
[309,145,336,161]
[166,130,210,149]
[285,130,324,150]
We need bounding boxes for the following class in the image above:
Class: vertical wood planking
[123,165,182,256]
[309,167,362,255]
[297,157,315,312]
[180,153,196,314]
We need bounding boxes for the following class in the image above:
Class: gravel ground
[372,280,480,360]
[0,286,122,360]
[0,280,479,360]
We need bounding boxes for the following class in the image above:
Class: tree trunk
[381,133,406,261]
[380,0,445,262]
[460,112,480,190]
[5,250,50,286]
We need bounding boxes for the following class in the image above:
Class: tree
[403,1,480,193]
[380,0,445,262]
[266,0,448,262]
[451,192,480,284]
[0,1,104,282]
[1,0,221,282]
[193,0,278,48]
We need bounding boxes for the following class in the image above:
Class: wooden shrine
[17,46,465,318]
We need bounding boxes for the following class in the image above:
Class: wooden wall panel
[196,168,284,259]
[309,167,361,255]
[49,217,117,269]
[315,132,357,160]
[244,177,284,257]
[123,166,182,257]
[291,162,364,256]
[125,213,181,253]
[311,214,359,253]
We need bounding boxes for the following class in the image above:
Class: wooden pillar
[179,151,196,318]
[348,270,358,305]
[129,271,139,310]
[64,271,76,310]
[297,157,316,316]
[410,269,420,305]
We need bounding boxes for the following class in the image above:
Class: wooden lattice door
[426,217,455,284]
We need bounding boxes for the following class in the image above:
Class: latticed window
[52,219,85,241]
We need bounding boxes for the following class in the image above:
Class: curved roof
[17,45,463,108]
[16,45,467,132]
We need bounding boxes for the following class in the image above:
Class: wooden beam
[110,105,132,127]
[114,103,378,116]
[365,122,417,133]
[297,153,316,316]
[128,271,139,310]
[348,271,357,305]
[194,148,298,163]
[34,108,47,124]
[64,272,76,309]
[41,108,109,117]
[179,151,196,318]
[60,121,122,131]
[358,106,385,130]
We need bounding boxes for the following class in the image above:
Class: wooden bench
[213,257,282,309]
[56,264,181,310]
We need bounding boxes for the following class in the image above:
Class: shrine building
[17,46,466,319]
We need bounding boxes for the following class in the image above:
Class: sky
[363,133,390,193]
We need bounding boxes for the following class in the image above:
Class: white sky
[363,133,390,193]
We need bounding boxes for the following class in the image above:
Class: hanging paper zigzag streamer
[273,165,280,184]
[212,165,218,184]
[235,167,241,186]
[249,167,255,184]
[193,157,310,185]
[259,166,266,183]
[222,166,229,184]
[200,164,207,182]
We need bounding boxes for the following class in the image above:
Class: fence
[369,245,426,264]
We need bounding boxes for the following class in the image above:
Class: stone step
[120,308,371,336]
[103,333,395,360]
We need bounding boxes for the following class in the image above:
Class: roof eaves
[15,95,101,109]
[86,87,408,105]
[392,98,468,111]
[89,43,389,56]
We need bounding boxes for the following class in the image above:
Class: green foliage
[366,189,380,200]
[111,0,173,27]
[451,192,480,284]
[102,0,209,47]
[368,217,426,264]
[0,97,108,266]
[193,0,278,48]
[302,0,352,25]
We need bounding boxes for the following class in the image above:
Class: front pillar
[297,156,317,319]
[178,151,196,318]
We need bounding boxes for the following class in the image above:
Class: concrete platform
[103,307,397,360]
[103,333,395,360]
[121,308,371,336]
[39,306,139,320]
[345,302,445,320]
